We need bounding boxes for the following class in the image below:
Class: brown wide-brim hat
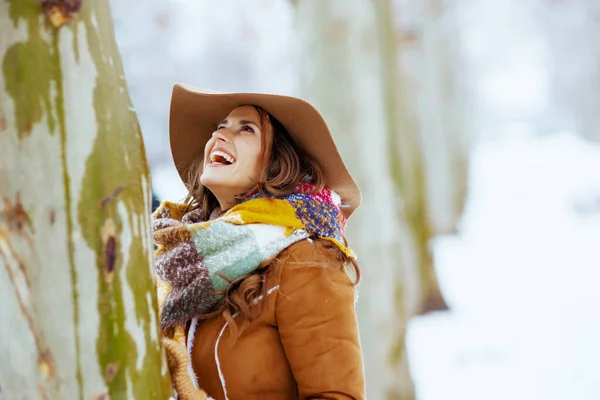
[169,83,362,217]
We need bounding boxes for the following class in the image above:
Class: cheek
[237,139,263,171]
[248,143,264,175]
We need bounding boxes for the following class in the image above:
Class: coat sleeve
[275,242,365,400]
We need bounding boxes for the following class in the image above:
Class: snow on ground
[408,129,600,400]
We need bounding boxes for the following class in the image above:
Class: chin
[201,175,236,192]
[199,176,220,189]
[200,169,225,185]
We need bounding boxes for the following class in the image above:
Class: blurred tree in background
[294,0,469,398]
[295,0,416,397]
[537,0,600,143]
[0,1,170,398]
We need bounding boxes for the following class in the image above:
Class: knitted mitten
[163,338,209,400]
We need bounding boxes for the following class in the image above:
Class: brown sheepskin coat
[186,240,365,399]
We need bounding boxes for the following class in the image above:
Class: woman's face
[200,105,266,209]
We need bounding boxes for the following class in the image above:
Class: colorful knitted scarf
[152,183,353,344]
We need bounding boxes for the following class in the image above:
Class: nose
[212,128,232,142]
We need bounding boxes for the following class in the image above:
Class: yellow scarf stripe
[223,198,305,231]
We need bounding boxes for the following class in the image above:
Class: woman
[153,84,365,400]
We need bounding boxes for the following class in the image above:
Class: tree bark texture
[0,1,171,399]
[374,0,450,316]
[295,1,416,398]
[373,0,470,315]
[417,0,470,237]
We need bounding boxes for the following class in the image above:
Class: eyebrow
[217,119,260,127]
[240,120,259,126]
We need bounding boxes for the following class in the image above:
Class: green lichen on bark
[75,2,170,398]
[2,3,84,397]
[44,26,86,397]
[390,282,408,364]
[3,1,58,139]
[125,236,169,399]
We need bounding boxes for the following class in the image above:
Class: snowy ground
[408,129,600,400]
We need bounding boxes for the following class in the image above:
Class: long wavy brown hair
[182,106,360,339]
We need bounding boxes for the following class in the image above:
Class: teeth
[210,150,235,164]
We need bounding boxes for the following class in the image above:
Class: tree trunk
[417,0,469,236]
[295,1,416,398]
[538,0,600,142]
[0,1,171,399]
[374,0,451,316]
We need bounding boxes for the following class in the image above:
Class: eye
[216,124,225,131]
[241,125,255,134]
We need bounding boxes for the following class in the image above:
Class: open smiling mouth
[209,150,236,166]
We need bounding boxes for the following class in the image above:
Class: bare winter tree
[374,0,449,316]
[294,0,470,398]
[408,0,470,311]
[294,0,417,398]
[0,1,171,398]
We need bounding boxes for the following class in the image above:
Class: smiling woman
[152,84,365,400]
[199,106,265,211]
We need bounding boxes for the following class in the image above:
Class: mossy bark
[0,1,171,399]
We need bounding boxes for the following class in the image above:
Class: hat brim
[169,83,361,217]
